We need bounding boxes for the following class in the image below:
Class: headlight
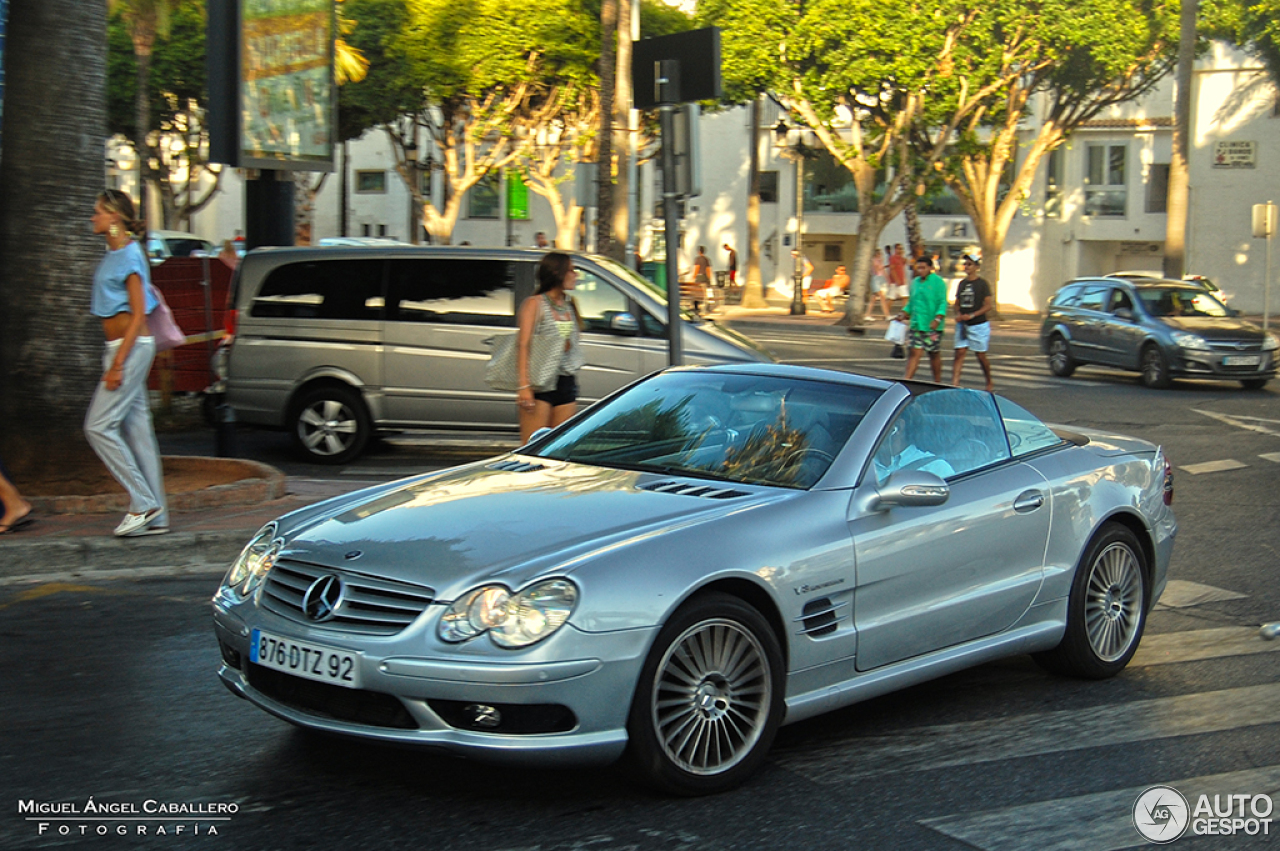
[1173,332,1209,350]
[438,579,578,648]
[1263,333,1279,351]
[222,524,280,596]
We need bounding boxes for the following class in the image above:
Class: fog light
[466,704,502,728]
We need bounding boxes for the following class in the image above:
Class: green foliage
[339,0,419,141]
[107,0,205,138]
[1213,0,1280,82]
[640,0,695,39]
[697,0,794,104]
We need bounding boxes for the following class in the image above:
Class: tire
[1034,523,1149,680]
[1047,335,1076,377]
[1140,344,1171,389]
[625,592,784,796]
[1240,378,1269,390]
[289,384,371,464]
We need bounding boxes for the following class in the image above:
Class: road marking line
[775,682,1280,784]
[1130,626,1273,665]
[1180,458,1248,474]
[1194,408,1280,437]
[1260,452,1280,463]
[1155,579,1247,608]
[921,765,1280,851]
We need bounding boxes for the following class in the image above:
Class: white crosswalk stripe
[773,622,1280,850]
[779,353,1126,390]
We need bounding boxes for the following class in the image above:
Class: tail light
[224,307,238,337]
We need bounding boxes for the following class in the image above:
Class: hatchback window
[1051,285,1082,307]
[386,259,515,326]
[252,260,385,320]
[1077,286,1108,312]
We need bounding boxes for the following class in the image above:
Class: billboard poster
[240,0,334,170]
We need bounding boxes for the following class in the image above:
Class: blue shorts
[870,275,886,293]
[955,322,991,352]
[534,374,578,407]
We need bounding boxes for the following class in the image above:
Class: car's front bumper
[1170,348,1275,381]
[212,599,655,766]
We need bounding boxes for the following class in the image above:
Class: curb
[2,530,251,581]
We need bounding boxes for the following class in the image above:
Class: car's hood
[1157,316,1266,342]
[275,458,782,598]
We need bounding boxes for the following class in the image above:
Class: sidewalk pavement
[1,300,1048,583]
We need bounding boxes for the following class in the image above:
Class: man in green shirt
[898,254,947,382]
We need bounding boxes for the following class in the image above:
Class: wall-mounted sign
[1213,141,1256,169]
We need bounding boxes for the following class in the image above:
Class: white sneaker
[114,508,161,537]
[123,524,169,537]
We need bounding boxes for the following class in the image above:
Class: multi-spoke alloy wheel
[290,385,370,464]
[627,593,782,795]
[1034,523,1149,679]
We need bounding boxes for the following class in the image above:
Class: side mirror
[524,427,553,446]
[871,471,950,510]
[610,312,640,335]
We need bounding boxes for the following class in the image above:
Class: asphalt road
[2,323,1278,850]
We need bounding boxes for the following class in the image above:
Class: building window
[356,170,387,193]
[1084,144,1126,216]
[1045,148,1063,218]
[469,171,501,219]
[759,171,779,203]
[1146,163,1170,213]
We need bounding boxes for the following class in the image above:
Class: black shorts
[534,374,578,407]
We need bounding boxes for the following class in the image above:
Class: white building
[144,40,1280,314]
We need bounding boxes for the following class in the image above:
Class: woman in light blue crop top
[84,190,168,538]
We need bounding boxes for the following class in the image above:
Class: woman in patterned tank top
[515,252,585,442]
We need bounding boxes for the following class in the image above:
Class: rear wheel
[289,384,371,464]
[1034,523,1149,679]
[1140,344,1171,389]
[625,593,783,796]
[1047,335,1076,377]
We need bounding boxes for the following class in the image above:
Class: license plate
[1223,355,1261,366]
[250,628,360,688]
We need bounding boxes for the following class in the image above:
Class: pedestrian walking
[887,244,909,308]
[514,252,585,443]
[951,254,995,391]
[86,189,169,537]
[899,254,947,382]
[866,246,891,320]
[722,243,737,285]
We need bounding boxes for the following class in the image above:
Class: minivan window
[386,259,515,326]
[573,268,636,334]
[252,259,385,320]
[1077,285,1108,312]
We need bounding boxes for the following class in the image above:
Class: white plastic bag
[884,319,908,345]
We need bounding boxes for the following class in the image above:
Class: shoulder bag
[485,300,562,392]
[148,284,187,352]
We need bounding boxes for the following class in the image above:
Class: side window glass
[1052,286,1080,308]
[572,269,634,334]
[872,389,1011,485]
[387,259,515,326]
[1108,289,1133,313]
[1077,286,1107,312]
[252,260,384,320]
[996,397,1065,457]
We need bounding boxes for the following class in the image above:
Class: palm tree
[0,0,108,475]
[109,0,174,231]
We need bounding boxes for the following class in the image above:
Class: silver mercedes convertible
[212,364,1176,795]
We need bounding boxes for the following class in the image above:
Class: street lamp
[774,119,818,315]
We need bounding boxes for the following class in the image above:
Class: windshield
[591,255,700,323]
[1139,287,1230,318]
[532,371,883,489]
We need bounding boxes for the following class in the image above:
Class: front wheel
[1047,335,1076,377]
[289,384,371,464]
[1140,344,1172,389]
[1034,523,1149,679]
[625,593,784,796]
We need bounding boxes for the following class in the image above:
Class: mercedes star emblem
[302,575,345,623]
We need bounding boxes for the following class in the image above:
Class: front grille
[262,560,435,636]
[636,480,750,500]
[247,664,417,729]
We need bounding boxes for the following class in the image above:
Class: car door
[1069,283,1111,361]
[1097,286,1144,366]
[382,257,519,427]
[849,389,1051,671]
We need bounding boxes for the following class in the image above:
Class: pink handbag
[148,285,186,352]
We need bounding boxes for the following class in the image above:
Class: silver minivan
[220,246,772,462]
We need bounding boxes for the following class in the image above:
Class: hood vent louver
[636,480,750,500]
[488,459,547,473]
[797,596,847,638]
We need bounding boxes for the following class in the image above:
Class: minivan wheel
[1140,344,1172,389]
[290,385,371,464]
[1047,335,1076,377]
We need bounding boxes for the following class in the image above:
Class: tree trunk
[1165,0,1196,278]
[0,0,108,477]
[838,208,892,327]
[611,0,632,260]
[903,199,923,257]
[742,98,768,307]
[132,36,154,231]
[595,0,618,258]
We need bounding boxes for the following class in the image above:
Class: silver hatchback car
[220,246,771,462]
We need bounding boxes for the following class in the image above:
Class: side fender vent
[797,596,847,638]
[488,459,547,473]
[637,480,749,500]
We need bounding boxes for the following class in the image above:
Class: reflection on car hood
[1158,316,1266,341]
[275,459,781,598]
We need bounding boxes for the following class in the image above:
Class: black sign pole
[658,60,683,367]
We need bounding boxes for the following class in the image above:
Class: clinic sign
[239,0,334,169]
[1213,141,1256,169]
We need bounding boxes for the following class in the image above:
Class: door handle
[1014,490,1045,513]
